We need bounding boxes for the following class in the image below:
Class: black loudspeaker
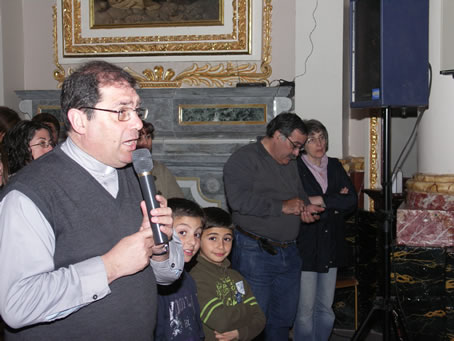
[350,0,429,109]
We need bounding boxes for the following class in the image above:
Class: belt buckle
[259,237,278,255]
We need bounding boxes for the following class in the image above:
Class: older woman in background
[2,120,54,183]
[293,119,357,341]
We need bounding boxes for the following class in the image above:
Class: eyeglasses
[79,107,149,121]
[286,136,304,152]
[30,140,55,149]
[306,135,327,145]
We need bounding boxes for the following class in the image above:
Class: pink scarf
[301,154,329,193]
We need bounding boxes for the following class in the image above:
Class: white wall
[23,0,54,90]
[0,0,25,114]
[418,0,454,174]
[294,0,345,158]
[269,1,295,83]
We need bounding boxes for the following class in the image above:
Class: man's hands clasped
[282,197,325,223]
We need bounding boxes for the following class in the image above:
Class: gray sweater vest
[2,147,157,341]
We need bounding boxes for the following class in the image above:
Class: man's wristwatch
[153,243,169,256]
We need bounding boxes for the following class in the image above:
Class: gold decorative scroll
[369,116,379,211]
[53,0,273,88]
[406,173,454,194]
[53,6,66,86]
[340,156,365,174]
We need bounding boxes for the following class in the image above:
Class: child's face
[173,216,203,263]
[200,227,233,265]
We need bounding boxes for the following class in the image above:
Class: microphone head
[132,148,154,173]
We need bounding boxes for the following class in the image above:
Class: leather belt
[236,226,295,249]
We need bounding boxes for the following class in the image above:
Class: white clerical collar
[60,137,119,197]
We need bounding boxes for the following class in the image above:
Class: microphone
[132,148,168,245]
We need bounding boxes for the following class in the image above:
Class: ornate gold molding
[53,5,65,87]
[53,0,272,88]
[369,116,379,211]
[406,173,454,194]
[340,156,365,174]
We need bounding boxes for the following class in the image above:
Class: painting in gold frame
[178,104,266,125]
[59,0,250,57]
[90,0,223,29]
[53,0,272,88]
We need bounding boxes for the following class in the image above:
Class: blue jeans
[232,230,302,341]
[293,268,337,341]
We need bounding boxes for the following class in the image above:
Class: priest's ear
[67,108,88,134]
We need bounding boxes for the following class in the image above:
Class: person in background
[223,113,324,340]
[32,112,62,145]
[137,120,184,199]
[2,120,54,180]
[190,206,266,341]
[293,119,357,341]
[155,197,205,341]
[0,107,21,144]
[0,60,183,340]
[0,106,21,187]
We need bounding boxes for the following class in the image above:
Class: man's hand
[282,198,306,215]
[309,195,325,207]
[214,329,239,340]
[101,198,174,284]
[101,224,154,284]
[300,204,325,223]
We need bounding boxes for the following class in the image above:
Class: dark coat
[297,157,358,272]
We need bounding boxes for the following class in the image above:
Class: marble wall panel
[392,246,445,298]
[406,191,454,211]
[398,296,446,341]
[396,206,454,247]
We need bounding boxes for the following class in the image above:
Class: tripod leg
[391,307,408,341]
[351,305,379,341]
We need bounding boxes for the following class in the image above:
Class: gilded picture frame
[53,0,272,88]
[58,0,252,58]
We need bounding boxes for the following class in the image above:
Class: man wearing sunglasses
[0,61,183,340]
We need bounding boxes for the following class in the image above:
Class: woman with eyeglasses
[293,119,358,341]
[2,120,54,183]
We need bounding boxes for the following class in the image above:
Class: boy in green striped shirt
[190,207,266,341]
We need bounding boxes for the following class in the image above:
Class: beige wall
[294,0,346,158]
[0,0,25,115]
[418,0,454,174]
[23,0,54,90]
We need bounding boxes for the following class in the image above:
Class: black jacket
[297,157,358,272]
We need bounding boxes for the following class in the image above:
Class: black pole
[351,107,403,341]
[382,106,392,341]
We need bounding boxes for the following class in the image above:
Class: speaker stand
[351,107,408,341]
